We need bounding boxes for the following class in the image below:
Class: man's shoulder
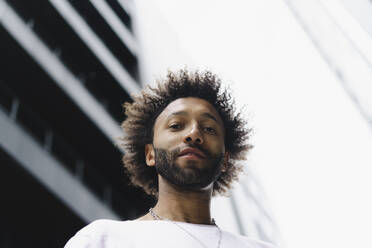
[76,219,142,235]
[222,230,278,248]
[64,219,136,247]
[242,237,278,248]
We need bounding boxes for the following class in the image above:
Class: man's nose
[183,125,204,144]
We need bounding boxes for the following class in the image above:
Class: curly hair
[121,69,252,197]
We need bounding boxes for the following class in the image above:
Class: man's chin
[175,158,205,170]
[168,179,214,192]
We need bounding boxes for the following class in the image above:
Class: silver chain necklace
[149,208,222,248]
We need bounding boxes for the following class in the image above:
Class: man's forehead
[156,97,222,124]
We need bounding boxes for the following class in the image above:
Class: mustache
[175,144,211,158]
[153,144,216,162]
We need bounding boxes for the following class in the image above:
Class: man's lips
[178,147,206,159]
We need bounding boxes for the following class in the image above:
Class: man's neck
[139,177,214,225]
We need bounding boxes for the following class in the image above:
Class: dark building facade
[0,1,155,247]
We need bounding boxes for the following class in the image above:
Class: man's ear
[145,144,155,167]
[221,152,229,172]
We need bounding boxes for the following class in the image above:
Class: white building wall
[133,0,281,245]
[133,1,372,247]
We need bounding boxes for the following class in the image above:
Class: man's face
[145,97,227,191]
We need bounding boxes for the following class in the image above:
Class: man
[65,70,277,248]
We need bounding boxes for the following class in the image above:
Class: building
[0,1,156,247]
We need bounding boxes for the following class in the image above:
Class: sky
[134,0,372,247]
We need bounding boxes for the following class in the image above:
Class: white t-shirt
[65,219,277,248]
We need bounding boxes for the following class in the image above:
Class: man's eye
[169,124,182,129]
[204,127,216,134]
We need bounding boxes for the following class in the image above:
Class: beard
[153,145,224,191]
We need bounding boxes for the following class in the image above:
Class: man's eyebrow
[201,113,218,123]
[167,111,188,119]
